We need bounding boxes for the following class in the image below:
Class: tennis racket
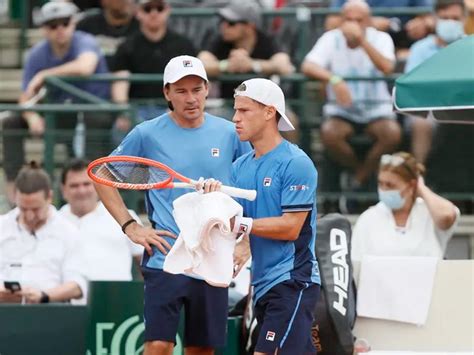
[88,155,257,201]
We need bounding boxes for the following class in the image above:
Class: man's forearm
[360,39,394,75]
[46,282,83,302]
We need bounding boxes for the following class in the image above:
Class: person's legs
[142,268,188,355]
[320,117,358,169]
[2,113,28,204]
[253,280,320,355]
[184,278,228,354]
[360,118,402,184]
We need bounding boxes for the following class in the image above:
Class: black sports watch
[40,291,50,303]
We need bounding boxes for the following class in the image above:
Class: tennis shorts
[254,279,320,354]
[142,267,228,347]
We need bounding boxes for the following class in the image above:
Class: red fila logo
[266,331,275,341]
[263,177,272,187]
[211,148,220,157]
[238,223,249,233]
[183,60,193,67]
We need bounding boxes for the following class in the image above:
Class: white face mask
[435,18,465,44]
[378,188,406,210]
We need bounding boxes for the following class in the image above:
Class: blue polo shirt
[231,140,320,302]
[405,35,442,73]
[110,112,251,269]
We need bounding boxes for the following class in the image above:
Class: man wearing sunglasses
[2,1,112,205]
[110,0,196,144]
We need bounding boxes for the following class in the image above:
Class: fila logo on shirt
[211,148,220,157]
[183,60,193,67]
[266,331,276,341]
[263,177,272,187]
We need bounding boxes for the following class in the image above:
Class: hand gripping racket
[88,155,257,201]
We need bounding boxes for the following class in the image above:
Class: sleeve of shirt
[351,215,368,263]
[280,156,317,212]
[112,39,131,72]
[404,41,425,73]
[434,206,460,255]
[75,32,101,58]
[374,31,396,62]
[62,227,88,298]
[22,50,41,91]
[303,32,333,68]
[110,125,144,157]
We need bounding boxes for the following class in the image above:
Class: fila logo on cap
[266,331,275,341]
[183,60,193,67]
[211,148,220,157]
[263,177,272,187]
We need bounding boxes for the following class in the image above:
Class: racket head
[87,156,188,190]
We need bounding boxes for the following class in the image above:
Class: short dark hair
[15,161,51,196]
[435,0,465,12]
[61,158,90,184]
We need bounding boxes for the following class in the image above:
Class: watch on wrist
[40,291,50,303]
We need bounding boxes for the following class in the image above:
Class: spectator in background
[301,0,401,188]
[351,152,460,262]
[2,1,112,205]
[465,0,474,33]
[404,0,466,165]
[59,159,143,281]
[326,0,435,58]
[198,0,299,142]
[0,163,87,304]
[77,0,139,69]
[110,0,196,144]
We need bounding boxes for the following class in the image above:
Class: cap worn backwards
[234,78,295,131]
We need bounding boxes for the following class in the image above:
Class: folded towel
[163,191,243,287]
[356,256,438,325]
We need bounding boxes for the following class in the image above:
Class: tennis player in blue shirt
[94,55,251,355]
[205,78,321,354]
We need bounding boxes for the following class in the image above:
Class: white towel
[163,191,243,287]
[356,256,438,325]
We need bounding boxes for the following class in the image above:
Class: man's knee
[144,340,174,355]
[2,113,24,130]
[370,119,402,146]
[321,119,352,146]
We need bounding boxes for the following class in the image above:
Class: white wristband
[232,216,253,235]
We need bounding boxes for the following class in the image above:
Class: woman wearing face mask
[351,152,460,263]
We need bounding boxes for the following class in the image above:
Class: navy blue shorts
[254,280,320,354]
[142,267,228,347]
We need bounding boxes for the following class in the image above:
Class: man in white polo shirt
[0,163,86,304]
[59,159,143,281]
[301,0,402,188]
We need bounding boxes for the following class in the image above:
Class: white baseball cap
[234,78,295,131]
[37,1,78,26]
[163,55,208,87]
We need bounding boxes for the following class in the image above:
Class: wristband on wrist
[40,291,50,303]
[252,60,263,74]
[219,60,228,73]
[232,216,253,235]
[329,75,343,85]
[121,218,137,234]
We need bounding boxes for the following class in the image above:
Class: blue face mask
[378,188,406,210]
[436,19,464,44]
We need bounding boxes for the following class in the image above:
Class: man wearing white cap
[93,55,251,355]
[205,78,321,354]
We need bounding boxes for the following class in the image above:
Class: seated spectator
[59,159,143,281]
[2,1,113,205]
[77,0,140,69]
[0,163,87,304]
[352,152,460,262]
[110,0,196,144]
[326,0,435,58]
[404,0,466,165]
[197,0,298,142]
[301,0,401,188]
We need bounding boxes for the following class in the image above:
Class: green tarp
[393,35,474,123]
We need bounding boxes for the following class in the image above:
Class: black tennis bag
[240,213,356,354]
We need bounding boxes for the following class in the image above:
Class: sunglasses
[380,154,416,178]
[45,18,71,30]
[142,3,166,13]
[219,17,248,27]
